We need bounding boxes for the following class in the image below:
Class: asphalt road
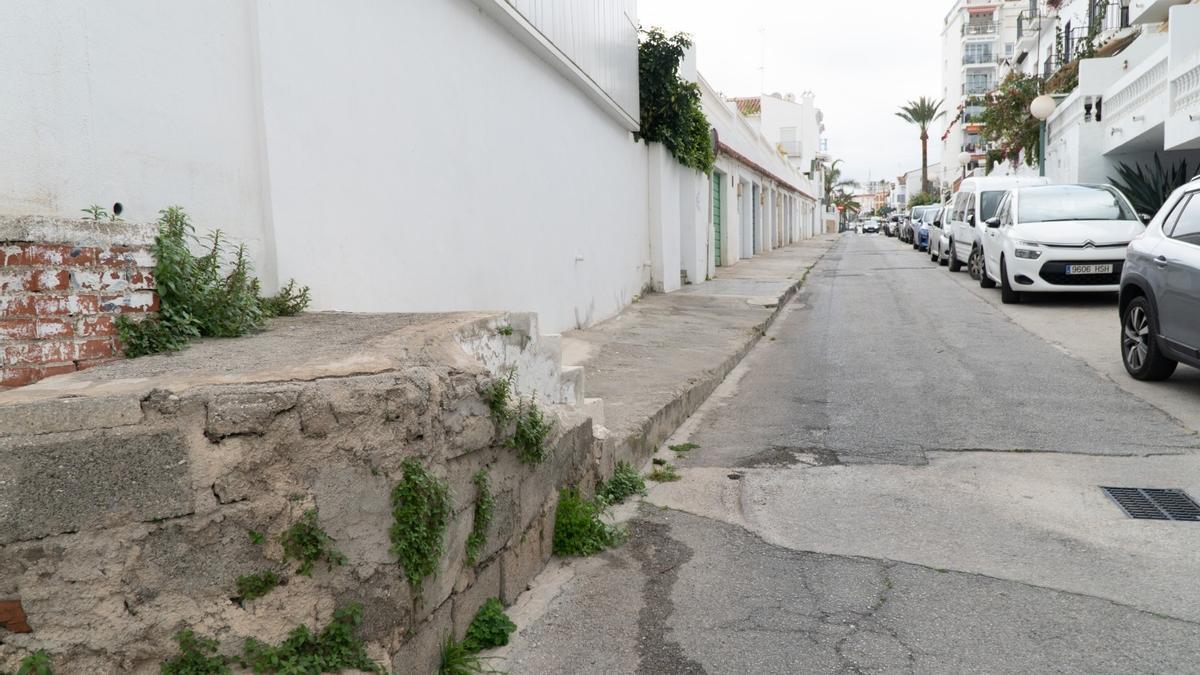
[498,234,1200,674]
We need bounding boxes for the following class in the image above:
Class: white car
[946,176,1050,277]
[980,184,1146,303]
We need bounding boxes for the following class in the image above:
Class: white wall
[0,0,653,334]
[0,0,275,282]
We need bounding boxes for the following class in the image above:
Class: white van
[946,176,1049,277]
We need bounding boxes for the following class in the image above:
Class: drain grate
[1101,487,1200,521]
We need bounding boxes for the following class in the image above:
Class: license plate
[1065,264,1113,275]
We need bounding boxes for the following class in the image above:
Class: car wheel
[930,246,938,263]
[1122,296,1178,381]
[947,241,962,271]
[999,256,1021,304]
[978,251,996,289]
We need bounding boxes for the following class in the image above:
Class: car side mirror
[985,217,1001,228]
[1139,213,1152,224]
[967,214,976,227]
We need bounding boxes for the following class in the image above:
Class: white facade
[1042,1,1200,187]
[0,0,651,334]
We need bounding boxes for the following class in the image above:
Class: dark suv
[1119,175,1200,381]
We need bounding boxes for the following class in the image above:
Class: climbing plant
[465,469,494,567]
[636,28,714,173]
[978,72,1042,168]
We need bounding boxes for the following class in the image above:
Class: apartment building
[939,0,1027,188]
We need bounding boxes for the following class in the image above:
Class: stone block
[313,466,394,572]
[393,598,452,675]
[297,388,338,438]
[451,558,501,641]
[414,508,471,624]
[0,397,143,436]
[481,489,516,563]
[0,429,192,544]
[501,521,544,605]
[204,389,299,439]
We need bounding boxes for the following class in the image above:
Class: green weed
[668,443,699,453]
[391,458,452,593]
[235,571,281,602]
[240,603,384,674]
[552,488,624,557]
[463,598,517,653]
[465,470,494,567]
[439,636,492,675]
[648,464,681,483]
[280,509,345,577]
[597,461,645,505]
[160,630,230,675]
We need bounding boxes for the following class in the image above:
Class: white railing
[1048,93,1085,145]
[1170,57,1200,117]
[1104,49,1169,125]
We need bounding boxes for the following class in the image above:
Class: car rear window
[1018,185,1135,223]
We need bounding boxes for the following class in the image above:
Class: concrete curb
[602,240,837,468]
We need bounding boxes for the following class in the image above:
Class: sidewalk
[564,234,840,473]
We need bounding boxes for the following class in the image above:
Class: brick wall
[0,217,158,389]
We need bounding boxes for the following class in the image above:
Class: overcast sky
[638,0,950,184]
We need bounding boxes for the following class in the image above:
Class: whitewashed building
[0,0,829,335]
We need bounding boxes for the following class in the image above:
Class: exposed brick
[102,291,158,313]
[0,366,40,388]
[0,295,34,317]
[32,269,71,292]
[0,599,31,633]
[129,271,156,290]
[36,318,74,339]
[0,319,36,340]
[74,338,115,361]
[1,244,30,266]
[0,270,33,294]
[4,341,73,366]
[40,362,78,379]
[78,315,115,337]
[23,244,99,266]
[31,294,100,316]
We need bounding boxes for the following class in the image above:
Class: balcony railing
[1105,48,1169,127]
[963,83,993,96]
[962,52,995,65]
[962,22,997,37]
[1170,58,1200,118]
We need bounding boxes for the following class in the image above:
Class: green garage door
[712,173,722,266]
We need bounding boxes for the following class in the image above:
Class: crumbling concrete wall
[0,328,597,673]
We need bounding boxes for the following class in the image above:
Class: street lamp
[958,150,972,180]
[1030,94,1057,178]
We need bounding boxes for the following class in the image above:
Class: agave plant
[1109,154,1192,216]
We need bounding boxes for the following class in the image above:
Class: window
[1168,194,1200,246]
[979,190,1006,221]
[1005,42,1015,57]
[964,193,977,225]
[1017,185,1136,223]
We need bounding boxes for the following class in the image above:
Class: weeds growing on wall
[117,206,310,358]
[438,636,491,675]
[978,72,1042,168]
[160,630,230,675]
[462,598,517,653]
[2,650,54,675]
[391,458,453,594]
[240,603,384,674]
[235,571,282,603]
[465,469,494,567]
[280,509,346,577]
[637,28,714,173]
[597,461,645,505]
[552,488,625,557]
[483,371,554,465]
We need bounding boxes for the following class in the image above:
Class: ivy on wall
[636,28,715,174]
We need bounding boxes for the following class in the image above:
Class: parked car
[863,219,880,234]
[929,205,953,265]
[1119,175,1200,381]
[946,176,1049,278]
[903,205,933,244]
[979,184,1144,303]
[885,215,901,237]
[913,205,937,252]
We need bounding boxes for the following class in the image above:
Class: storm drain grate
[1101,487,1200,521]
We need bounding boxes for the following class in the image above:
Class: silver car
[1119,175,1200,381]
[929,205,952,265]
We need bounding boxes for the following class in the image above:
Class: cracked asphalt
[499,235,1200,674]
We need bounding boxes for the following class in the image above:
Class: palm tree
[831,189,861,227]
[823,159,858,203]
[896,97,945,195]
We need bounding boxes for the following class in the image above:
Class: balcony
[962,52,996,66]
[962,22,997,38]
[1166,5,1200,150]
[1103,44,1170,154]
[1129,0,1190,25]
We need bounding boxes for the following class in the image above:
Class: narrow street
[500,234,1200,674]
